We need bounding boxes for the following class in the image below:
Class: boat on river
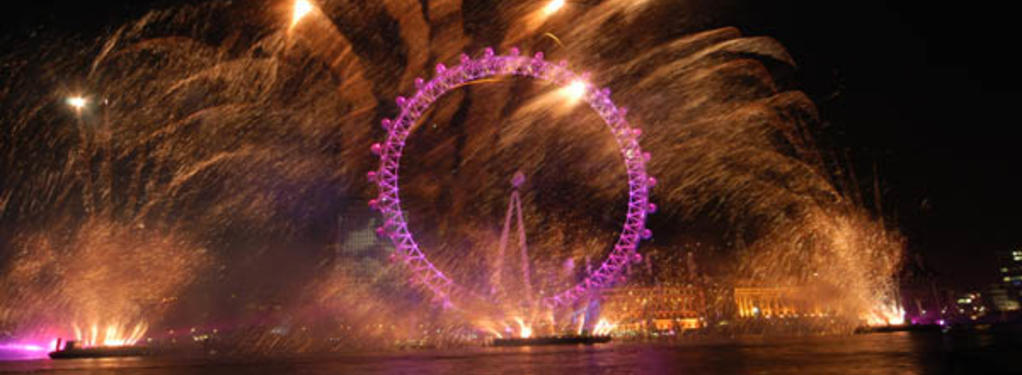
[48,340,148,359]
[491,335,611,347]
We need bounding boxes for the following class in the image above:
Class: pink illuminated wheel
[368,48,656,309]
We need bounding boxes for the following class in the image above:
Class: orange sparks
[72,321,147,347]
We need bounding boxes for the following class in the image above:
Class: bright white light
[864,302,906,327]
[593,319,617,335]
[563,79,587,102]
[66,96,87,110]
[292,0,314,27]
[542,0,565,16]
[514,317,533,339]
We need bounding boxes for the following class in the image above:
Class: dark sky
[726,1,1021,288]
[3,0,1018,289]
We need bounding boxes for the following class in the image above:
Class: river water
[1,331,1019,374]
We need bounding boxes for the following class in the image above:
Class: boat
[48,340,148,359]
[491,335,611,347]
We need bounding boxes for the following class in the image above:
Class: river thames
[2,330,1019,374]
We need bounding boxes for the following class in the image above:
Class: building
[999,248,1022,292]
[986,284,1020,312]
[600,285,705,332]
[954,292,987,321]
[985,248,1022,316]
[733,287,831,319]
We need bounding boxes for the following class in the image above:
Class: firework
[0,0,903,349]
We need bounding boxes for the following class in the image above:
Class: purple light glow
[0,343,46,352]
[370,48,653,309]
[0,341,53,360]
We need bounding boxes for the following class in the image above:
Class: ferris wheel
[367,47,656,309]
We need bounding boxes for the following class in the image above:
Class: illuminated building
[990,248,1022,313]
[955,292,987,320]
[986,284,1020,312]
[1000,248,1022,289]
[733,287,831,319]
[600,285,705,332]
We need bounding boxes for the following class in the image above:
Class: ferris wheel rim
[369,48,655,309]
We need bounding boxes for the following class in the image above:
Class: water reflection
[3,331,1020,374]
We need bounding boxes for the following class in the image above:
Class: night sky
[729,2,1021,288]
[3,0,1017,289]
